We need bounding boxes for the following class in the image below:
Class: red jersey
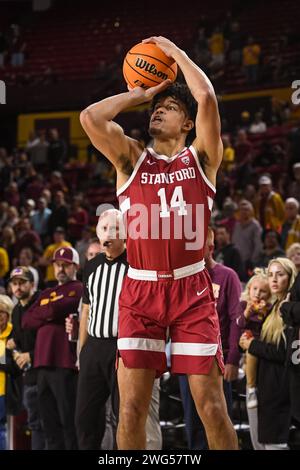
[117,145,215,271]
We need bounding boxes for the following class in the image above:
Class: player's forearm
[172,48,216,102]
[81,91,146,126]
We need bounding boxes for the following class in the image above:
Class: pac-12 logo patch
[181,156,190,166]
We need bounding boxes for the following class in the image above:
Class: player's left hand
[142,36,179,58]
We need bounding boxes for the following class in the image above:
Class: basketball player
[80,36,238,450]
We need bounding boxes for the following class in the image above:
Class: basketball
[123,42,178,89]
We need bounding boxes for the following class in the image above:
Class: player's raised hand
[128,79,172,103]
[142,36,179,58]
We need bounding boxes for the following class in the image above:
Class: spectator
[0,227,16,264]
[240,258,296,450]
[232,200,263,277]
[22,247,82,450]
[6,267,45,450]
[0,245,9,287]
[208,27,225,69]
[242,36,261,85]
[281,198,300,250]
[75,226,93,267]
[27,130,49,173]
[13,217,41,259]
[47,129,67,172]
[67,196,89,243]
[280,271,300,427]
[227,21,243,65]
[179,227,242,449]
[287,243,300,273]
[256,229,286,268]
[233,130,253,189]
[238,111,251,133]
[249,112,267,134]
[236,269,272,412]
[17,247,40,291]
[221,135,235,173]
[48,190,69,235]
[214,224,245,279]
[5,206,20,228]
[4,182,20,208]
[39,227,71,287]
[0,202,9,230]
[40,189,52,207]
[23,199,36,219]
[254,174,285,231]
[30,197,52,244]
[288,163,300,201]
[216,198,237,236]
[9,24,26,67]
[47,171,67,195]
[0,295,14,450]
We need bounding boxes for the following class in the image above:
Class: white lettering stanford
[141,167,196,185]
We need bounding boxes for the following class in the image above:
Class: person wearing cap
[0,294,14,450]
[254,174,285,232]
[22,247,83,450]
[6,266,45,450]
[39,226,72,287]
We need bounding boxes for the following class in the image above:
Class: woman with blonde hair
[240,257,297,450]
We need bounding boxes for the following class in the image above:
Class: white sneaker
[247,387,258,409]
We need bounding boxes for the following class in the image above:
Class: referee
[75,209,125,449]
[75,209,162,450]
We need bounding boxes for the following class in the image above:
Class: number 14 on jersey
[157,186,188,218]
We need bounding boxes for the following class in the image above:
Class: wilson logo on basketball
[135,58,168,80]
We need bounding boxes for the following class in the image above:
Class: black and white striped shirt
[82,250,128,338]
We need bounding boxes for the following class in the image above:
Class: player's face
[149,97,190,138]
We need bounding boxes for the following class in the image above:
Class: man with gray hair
[281,197,300,250]
[232,199,263,278]
[75,208,162,450]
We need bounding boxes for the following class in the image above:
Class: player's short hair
[150,83,197,122]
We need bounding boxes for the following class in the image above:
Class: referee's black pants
[75,335,118,450]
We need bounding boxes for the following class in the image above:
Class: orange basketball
[123,42,178,89]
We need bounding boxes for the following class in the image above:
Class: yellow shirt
[222,147,235,172]
[0,247,9,279]
[243,44,261,66]
[210,33,225,55]
[285,215,300,250]
[43,241,72,281]
[0,322,13,396]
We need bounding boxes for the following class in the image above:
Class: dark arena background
[0,0,300,455]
